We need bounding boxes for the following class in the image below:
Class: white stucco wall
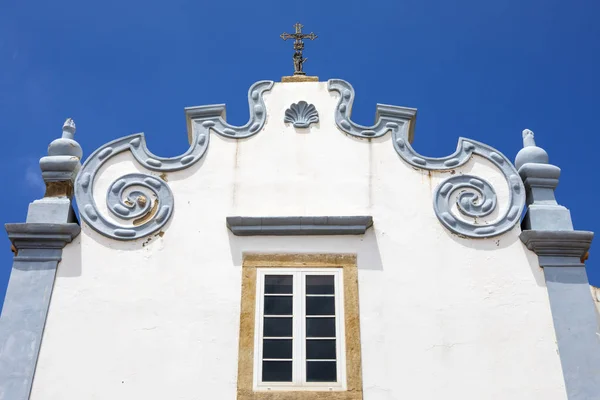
[32,82,566,399]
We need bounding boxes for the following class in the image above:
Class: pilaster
[0,119,82,400]
[516,129,599,399]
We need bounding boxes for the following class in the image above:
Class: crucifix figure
[280,23,317,75]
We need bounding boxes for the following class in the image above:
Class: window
[253,269,346,391]
[237,253,362,400]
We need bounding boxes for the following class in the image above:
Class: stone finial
[515,129,549,170]
[515,128,571,231]
[47,118,82,159]
[38,118,83,197]
[522,128,536,147]
[62,118,76,139]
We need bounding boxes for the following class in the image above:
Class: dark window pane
[264,296,292,315]
[263,317,292,337]
[262,361,292,382]
[306,317,336,337]
[306,339,336,359]
[306,297,335,315]
[306,361,337,382]
[306,275,335,294]
[265,275,293,294]
[263,339,292,359]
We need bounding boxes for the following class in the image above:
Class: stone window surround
[237,253,363,400]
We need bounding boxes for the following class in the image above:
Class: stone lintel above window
[226,217,373,236]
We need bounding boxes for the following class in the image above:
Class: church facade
[1,74,599,399]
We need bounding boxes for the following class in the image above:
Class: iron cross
[280,23,317,75]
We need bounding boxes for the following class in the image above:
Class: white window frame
[253,268,347,392]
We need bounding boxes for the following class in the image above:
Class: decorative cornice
[226,216,373,236]
[76,78,526,241]
[6,223,81,248]
[327,79,525,238]
[328,79,417,141]
[75,81,274,240]
[185,80,274,143]
[520,230,593,263]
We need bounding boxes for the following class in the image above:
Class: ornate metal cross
[280,23,317,76]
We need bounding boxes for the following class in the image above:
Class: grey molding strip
[0,222,80,400]
[75,81,274,241]
[185,80,273,139]
[226,216,373,236]
[6,223,81,251]
[328,79,525,238]
[328,79,417,140]
[520,230,594,266]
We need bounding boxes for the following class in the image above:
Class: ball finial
[515,128,548,170]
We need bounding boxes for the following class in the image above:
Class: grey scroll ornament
[75,80,274,240]
[327,79,525,238]
[284,101,319,128]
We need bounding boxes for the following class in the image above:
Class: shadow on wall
[56,235,83,278]
[441,226,546,288]
[226,228,384,271]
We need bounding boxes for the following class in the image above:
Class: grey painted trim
[75,80,274,240]
[184,80,274,139]
[328,79,525,238]
[520,230,593,267]
[284,101,319,128]
[515,130,599,399]
[6,223,81,250]
[544,267,600,400]
[328,79,417,140]
[90,173,174,240]
[0,223,80,400]
[226,216,373,236]
[78,78,525,240]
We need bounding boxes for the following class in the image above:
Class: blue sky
[1,0,599,307]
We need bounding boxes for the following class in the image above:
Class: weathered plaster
[237,254,362,400]
[281,76,319,82]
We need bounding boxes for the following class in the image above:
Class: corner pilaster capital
[6,223,81,251]
[519,230,593,266]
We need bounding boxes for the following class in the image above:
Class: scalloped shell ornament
[284,101,319,128]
